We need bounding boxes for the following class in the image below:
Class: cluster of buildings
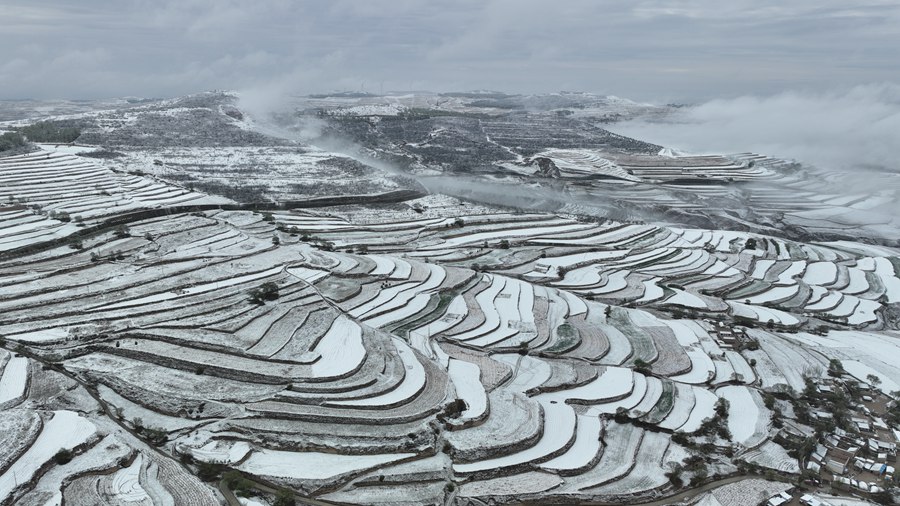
[805,382,897,500]
[706,319,748,349]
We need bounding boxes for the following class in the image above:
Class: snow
[694,479,793,506]
[583,372,648,415]
[287,266,329,284]
[672,349,715,384]
[725,351,756,384]
[667,289,709,309]
[856,257,877,271]
[536,250,630,271]
[637,277,665,303]
[467,277,535,347]
[822,241,900,258]
[239,499,269,506]
[539,414,603,471]
[40,491,62,506]
[388,257,412,279]
[239,449,415,480]
[678,387,718,433]
[331,337,425,407]
[494,354,552,393]
[812,494,879,506]
[875,257,900,303]
[111,453,150,502]
[0,411,97,502]
[427,222,597,249]
[584,429,671,495]
[729,301,800,326]
[453,400,576,473]
[536,149,641,182]
[775,261,806,285]
[743,441,800,473]
[658,383,696,430]
[847,298,879,325]
[351,281,419,317]
[330,103,408,116]
[34,143,101,155]
[364,263,448,327]
[806,285,829,305]
[844,268,870,294]
[587,270,629,295]
[97,385,199,431]
[93,265,284,311]
[806,291,843,311]
[712,357,737,385]
[664,320,701,346]
[557,421,641,492]
[452,275,507,341]
[5,327,69,344]
[411,294,468,341]
[309,316,366,379]
[556,265,604,287]
[630,377,663,416]
[367,255,395,276]
[559,289,588,317]
[0,356,28,404]
[448,359,488,421]
[460,471,563,498]
[741,285,798,305]
[541,366,634,404]
[717,386,768,446]
[188,440,251,464]
[751,259,776,279]
[842,360,900,394]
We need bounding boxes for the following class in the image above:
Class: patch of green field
[544,322,580,354]
[641,380,675,424]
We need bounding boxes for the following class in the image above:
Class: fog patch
[614,83,900,173]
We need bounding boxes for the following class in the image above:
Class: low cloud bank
[614,83,900,173]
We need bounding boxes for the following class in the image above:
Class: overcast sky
[2,0,899,102]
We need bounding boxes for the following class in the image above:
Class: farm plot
[677,387,719,433]
[540,366,634,406]
[453,399,577,475]
[450,274,536,348]
[539,414,604,473]
[0,355,28,405]
[741,441,800,473]
[310,316,367,379]
[581,430,673,496]
[560,422,644,492]
[0,151,896,506]
[748,329,827,391]
[717,386,771,447]
[239,448,415,483]
[22,432,133,506]
[447,359,488,423]
[109,453,151,503]
[0,410,41,474]
[657,383,697,431]
[445,390,542,461]
[329,338,426,408]
[0,411,98,503]
[582,372,648,416]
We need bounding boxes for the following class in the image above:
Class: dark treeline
[0,131,27,152]
[17,121,81,143]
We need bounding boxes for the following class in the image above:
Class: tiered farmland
[1,147,899,505]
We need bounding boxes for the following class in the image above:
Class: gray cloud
[612,83,900,172]
[0,1,898,100]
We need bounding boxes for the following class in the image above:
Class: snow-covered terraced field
[0,159,898,505]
